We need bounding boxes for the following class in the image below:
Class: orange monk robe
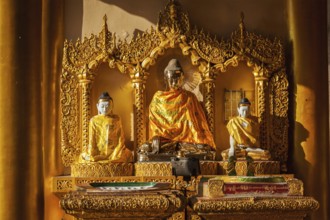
[226,116,260,148]
[148,89,216,149]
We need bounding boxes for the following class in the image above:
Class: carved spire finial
[103,14,108,30]
[239,12,246,51]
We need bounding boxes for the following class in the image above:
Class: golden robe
[149,89,216,149]
[83,114,132,162]
[226,116,260,148]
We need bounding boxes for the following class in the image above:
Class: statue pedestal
[134,161,220,176]
[53,174,319,220]
[60,190,186,219]
[190,196,319,220]
[71,162,134,177]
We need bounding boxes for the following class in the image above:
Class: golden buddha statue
[221,98,271,161]
[80,92,133,163]
[138,59,216,161]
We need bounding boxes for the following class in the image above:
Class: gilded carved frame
[60,0,288,171]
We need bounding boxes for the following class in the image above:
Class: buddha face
[165,70,184,90]
[97,100,113,115]
[237,105,250,118]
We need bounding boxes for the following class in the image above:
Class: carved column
[77,73,95,153]
[254,75,269,150]
[131,71,148,148]
[201,66,216,135]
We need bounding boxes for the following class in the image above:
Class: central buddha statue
[138,59,216,161]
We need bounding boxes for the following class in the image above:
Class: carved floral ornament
[60,0,288,171]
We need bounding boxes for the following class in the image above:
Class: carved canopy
[60,0,288,171]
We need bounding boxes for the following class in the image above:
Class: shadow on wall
[288,121,311,181]
[64,0,288,44]
[100,0,288,39]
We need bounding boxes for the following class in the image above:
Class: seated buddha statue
[80,92,133,163]
[221,97,271,161]
[138,59,216,161]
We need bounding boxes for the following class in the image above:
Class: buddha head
[97,92,113,115]
[164,59,184,90]
[237,97,251,118]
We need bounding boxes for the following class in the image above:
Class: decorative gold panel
[71,162,133,177]
[135,161,219,177]
[60,0,288,171]
[134,162,173,177]
[219,161,280,176]
[191,196,319,214]
[60,190,186,219]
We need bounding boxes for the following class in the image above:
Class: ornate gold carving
[175,176,196,191]
[190,214,202,220]
[60,0,289,169]
[60,190,186,219]
[231,13,285,72]
[168,211,185,220]
[254,161,280,175]
[53,176,178,194]
[143,176,176,189]
[158,0,190,42]
[269,69,289,171]
[61,16,117,166]
[191,196,319,213]
[118,29,160,66]
[53,177,75,192]
[60,70,80,166]
[135,161,218,177]
[199,161,218,175]
[208,178,224,198]
[255,79,269,151]
[219,161,280,176]
[135,162,173,176]
[202,79,216,134]
[62,15,116,73]
[80,80,92,153]
[71,162,133,177]
[133,82,147,147]
[287,179,304,196]
[192,30,233,65]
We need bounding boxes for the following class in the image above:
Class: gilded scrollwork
[61,16,117,166]
[219,161,281,175]
[134,162,173,176]
[71,163,133,177]
[191,28,234,65]
[192,196,319,213]
[255,78,269,150]
[60,190,186,219]
[158,0,190,38]
[287,179,304,196]
[167,211,185,220]
[54,178,75,192]
[60,70,80,166]
[269,69,289,171]
[208,178,224,198]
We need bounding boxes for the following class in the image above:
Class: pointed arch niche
[60,0,288,171]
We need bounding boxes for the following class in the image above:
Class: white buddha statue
[222,97,271,161]
[80,92,133,163]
